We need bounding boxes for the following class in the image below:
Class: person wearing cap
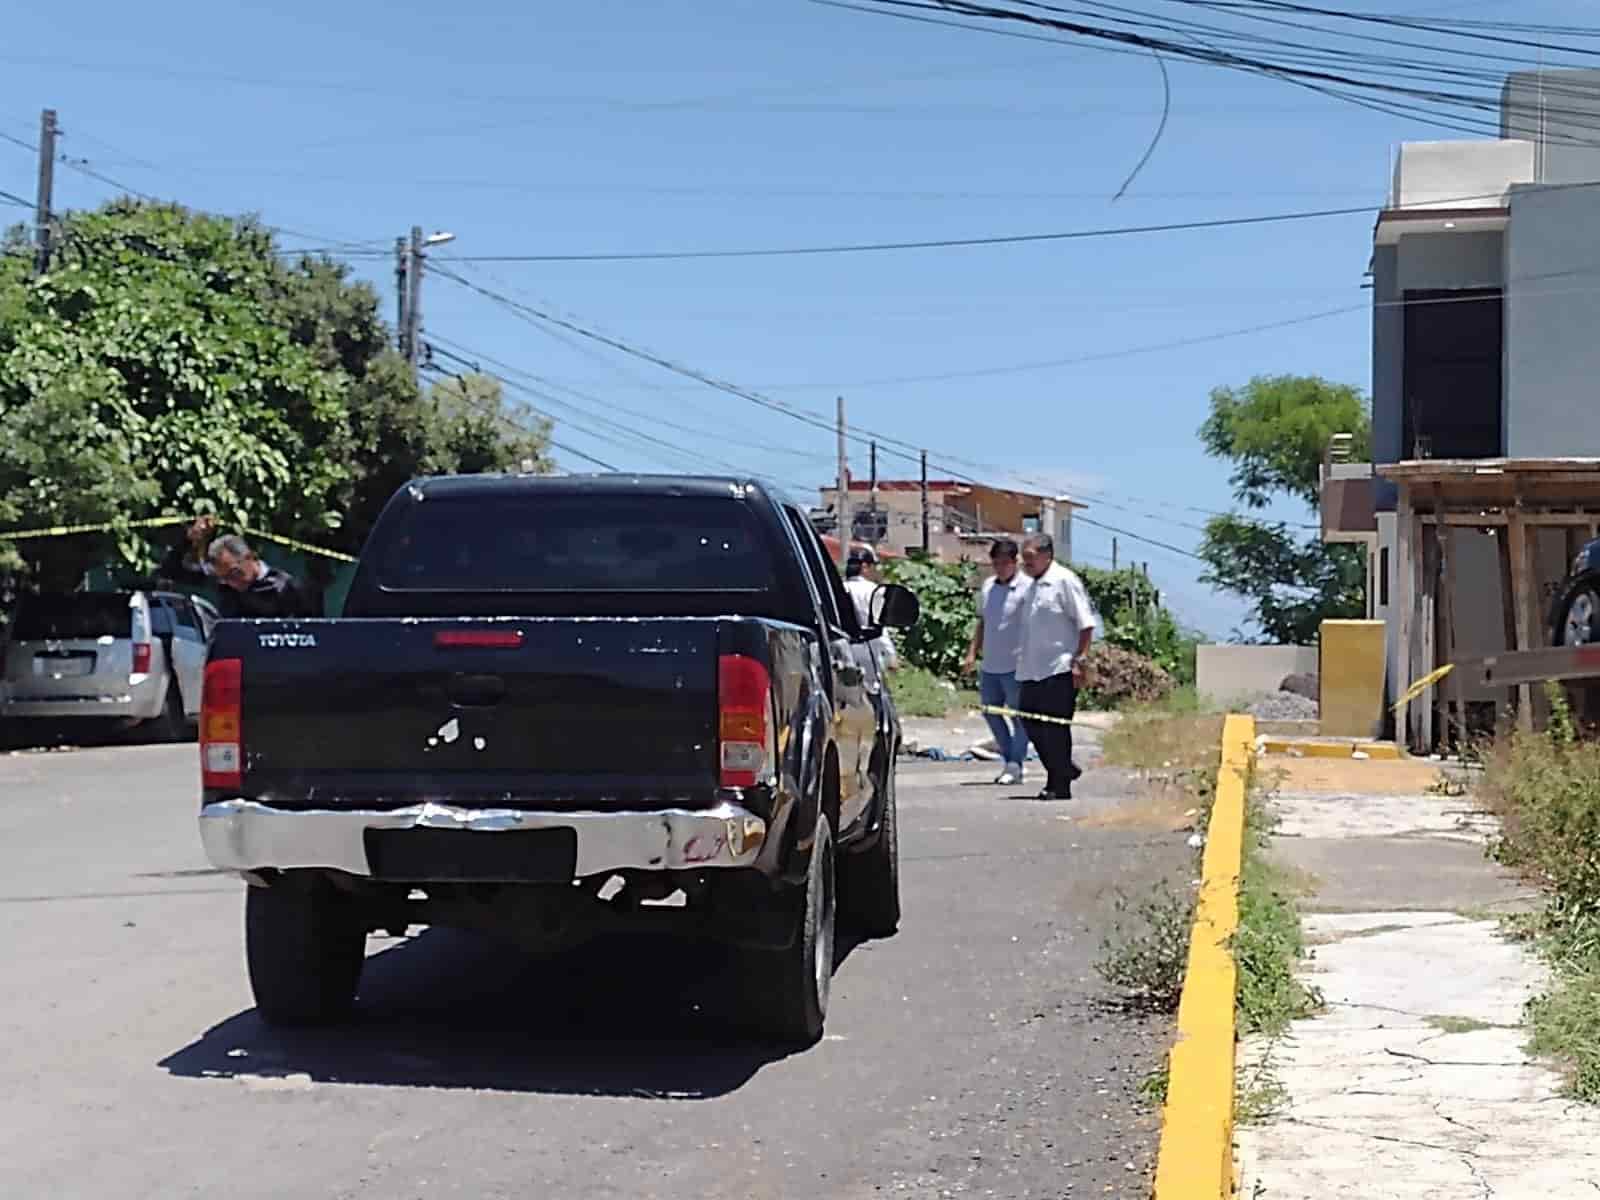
[844,546,898,672]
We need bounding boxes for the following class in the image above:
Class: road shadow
[160,924,869,1098]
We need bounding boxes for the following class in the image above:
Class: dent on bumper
[199,799,768,879]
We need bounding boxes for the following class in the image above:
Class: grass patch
[1100,698,1224,775]
[888,666,978,719]
[1138,1063,1170,1108]
[1477,683,1600,1100]
[1526,963,1600,1098]
[1235,787,1322,1039]
[1426,1014,1502,1035]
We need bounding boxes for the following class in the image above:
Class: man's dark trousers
[1019,672,1078,795]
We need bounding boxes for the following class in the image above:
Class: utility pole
[405,226,425,376]
[920,450,930,556]
[394,236,409,353]
[868,439,878,549]
[835,396,850,569]
[396,226,457,379]
[34,109,58,276]
[1112,537,1119,571]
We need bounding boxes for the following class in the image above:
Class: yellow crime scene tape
[977,703,1100,730]
[0,514,357,564]
[240,527,357,564]
[1390,663,1455,715]
[0,513,192,540]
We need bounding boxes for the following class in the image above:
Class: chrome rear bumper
[199,799,768,879]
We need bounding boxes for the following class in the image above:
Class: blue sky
[0,0,1558,636]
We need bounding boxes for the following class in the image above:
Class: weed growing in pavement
[1094,879,1196,1013]
[1478,683,1600,1100]
[1234,784,1322,1038]
[1137,1062,1170,1108]
[1235,1072,1289,1125]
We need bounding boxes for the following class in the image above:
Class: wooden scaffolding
[1384,459,1600,752]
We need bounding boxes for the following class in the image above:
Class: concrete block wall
[1196,644,1319,707]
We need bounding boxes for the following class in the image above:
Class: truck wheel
[1559,586,1600,646]
[147,683,187,744]
[746,814,835,1045]
[245,879,367,1026]
[841,759,900,938]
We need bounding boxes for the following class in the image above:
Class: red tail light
[435,629,525,649]
[131,642,152,676]
[719,654,772,789]
[201,658,243,790]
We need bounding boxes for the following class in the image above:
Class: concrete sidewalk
[1236,755,1600,1197]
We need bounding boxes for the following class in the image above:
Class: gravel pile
[1246,690,1320,720]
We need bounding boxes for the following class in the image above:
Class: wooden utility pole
[1112,537,1119,571]
[394,236,409,353]
[405,225,425,377]
[835,396,850,569]
[34,109,58,275]
[920,451,930,555]
[868,439,878,548]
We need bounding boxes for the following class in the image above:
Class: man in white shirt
[963,539,1032,786]
[844,547,898,673]
[1015,532,1097,801]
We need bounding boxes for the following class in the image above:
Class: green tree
[1077,564,1197,686]
[1196,374,1371,644]
[0,200,549,589]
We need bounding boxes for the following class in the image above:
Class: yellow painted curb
[1153,712,1253,1200]
[1258,738,1402,761]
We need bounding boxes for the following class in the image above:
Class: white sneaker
[995,767,1022,786]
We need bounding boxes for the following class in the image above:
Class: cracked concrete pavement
[1236,757,1600,1198]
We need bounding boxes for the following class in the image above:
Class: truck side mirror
[871,583,920,630]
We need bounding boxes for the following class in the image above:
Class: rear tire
[1558,585,1600,647]
[744,814,835,1045]
[841,757,900,938]
[147,683,187,744]
[245,879,367,1027]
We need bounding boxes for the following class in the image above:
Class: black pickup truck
[197,474,919,1043]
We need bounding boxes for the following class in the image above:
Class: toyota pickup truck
[197,474,919,1043]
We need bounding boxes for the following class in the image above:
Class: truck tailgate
[232,618,719,804]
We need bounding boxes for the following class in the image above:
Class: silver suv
[0,590,219,741]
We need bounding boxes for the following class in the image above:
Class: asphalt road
[0,732,1191,1200]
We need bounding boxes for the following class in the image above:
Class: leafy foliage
[1196,375,1372,643]
[881,554,1196,691]
[0,200,549,589]
[1479,689,1600,1098]
[879,556,982,679]
[1078,563,1197,685]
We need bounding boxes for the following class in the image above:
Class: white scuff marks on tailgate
[426,717,462,750]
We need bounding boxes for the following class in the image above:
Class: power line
[426,265,1338,541]
[431,176,1600,265]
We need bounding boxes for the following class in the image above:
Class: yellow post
[1318,619,1386,738]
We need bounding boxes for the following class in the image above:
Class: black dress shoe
[1067,761,1083,783]
[1035,787,1072,801]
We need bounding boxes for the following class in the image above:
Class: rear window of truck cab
[374,494,779,592]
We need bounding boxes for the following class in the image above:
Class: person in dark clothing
[1014,533,1097,801]
[206,534,313,619]
[159,516,220,587]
